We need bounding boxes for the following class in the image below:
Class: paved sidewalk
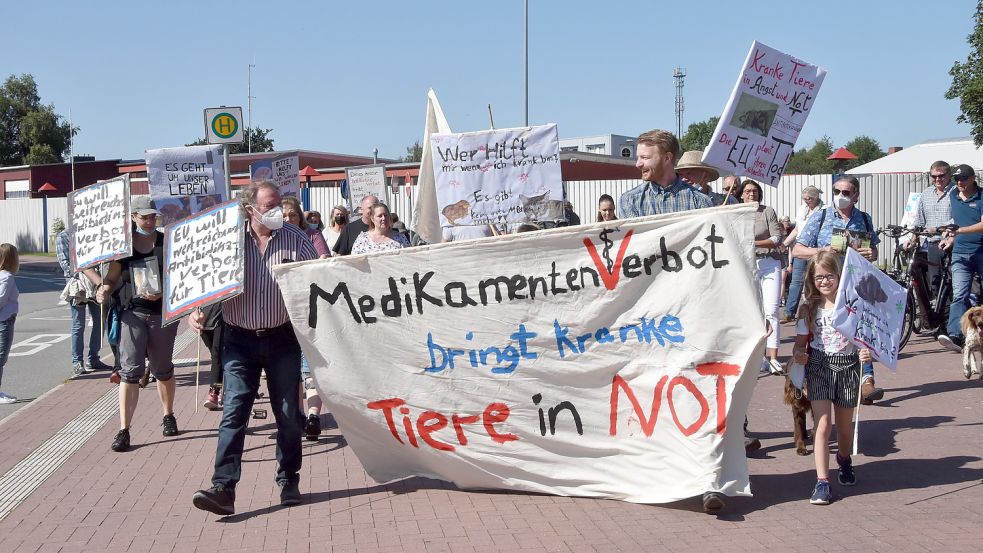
[1,326,983,552]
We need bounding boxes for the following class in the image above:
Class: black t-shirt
[118,232,164,314]
[332,219,370,256]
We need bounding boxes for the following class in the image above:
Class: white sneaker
[769,359,786,375]
[0,393,17,404]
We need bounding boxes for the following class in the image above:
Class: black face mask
[334,215,346,224]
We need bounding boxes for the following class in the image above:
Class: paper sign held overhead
[344,164,389,217]
[162,199,244,324]
[250,153,299,199]
[67,175,133,272]
[703,41,826,186]
[146,145,229,227]
[431,124,564,227]
[273,204,763,504]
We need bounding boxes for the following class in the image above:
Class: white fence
[0,174,929,265]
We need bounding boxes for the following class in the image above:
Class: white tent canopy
[847,137,983,174]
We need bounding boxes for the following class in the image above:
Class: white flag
[411,89,452,245]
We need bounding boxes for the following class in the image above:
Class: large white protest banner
[162,200,244,324]
[345,164,389,216]
[703,41,826,186]
[431,124,564,227]
[832,249,907,370]
[147,145,228,226]
[274,204,762,504]
[250,153,299,199]
[67,175,132,272]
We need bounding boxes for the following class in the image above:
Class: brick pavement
[1,324,983,552]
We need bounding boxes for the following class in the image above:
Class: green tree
[400,140,423,162]
[186,127,275,153]
[947,1,983,145]
[0,74,74,165]
[843,135,885,170]
[784,136,836,175]
[679,117,720,152]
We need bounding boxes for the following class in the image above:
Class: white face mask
[834,194,853,209]
[255,205,284,230]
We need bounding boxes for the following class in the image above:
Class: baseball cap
[130,195,159,216]
[953,164,975,180]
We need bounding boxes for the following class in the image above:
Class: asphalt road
[0,269,111,422]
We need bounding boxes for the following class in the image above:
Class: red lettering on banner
[367,398,518,451]
[583,229,635,290]
[609,362,741,437]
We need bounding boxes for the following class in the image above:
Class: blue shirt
[949,186,983,255]
[0,270,18,323]
[620,176,714,218]
[796,205,880,249]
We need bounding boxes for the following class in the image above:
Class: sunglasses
[831,188,854,196]
[930,173,950,180]
[955,174,973,182]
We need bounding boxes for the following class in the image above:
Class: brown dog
[783,378,812,455]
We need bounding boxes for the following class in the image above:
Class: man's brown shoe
[861,379,884,405]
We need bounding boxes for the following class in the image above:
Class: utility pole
[69,109,76,191]
[248,63,256,153]
[673,67,686,138]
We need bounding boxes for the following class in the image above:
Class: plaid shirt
[913,181,954,242]
[620,176,714,218]
[55,230,72,277]
[223,223,317,330]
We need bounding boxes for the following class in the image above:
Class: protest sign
[430,124,564,227]
[250,153,299,199]
[345,164,389,216]
[67,175,133,272]
[703,41,827,186]
[832,248,908,370]
[162,199,244,324]
[274,204,762,504]
[146,145,228,226]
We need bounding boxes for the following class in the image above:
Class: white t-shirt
[442,225,493,242]
[796,306,855,355]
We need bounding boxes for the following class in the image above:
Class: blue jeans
[948,250,983,337]
[70,301,102,365]
[784,258,807,319]
[0,315,15,387]
[212,324,304,489]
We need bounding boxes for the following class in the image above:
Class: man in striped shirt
[191,181,317,516]
[619,130,714,218]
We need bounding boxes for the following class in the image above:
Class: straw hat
[675,151,720,181]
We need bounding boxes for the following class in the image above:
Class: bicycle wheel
[900,289,915,350]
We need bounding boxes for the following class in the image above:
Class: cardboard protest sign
[430,124,563,227]
[67,175,132,272]
[274,204,762,504]
[250,153,299,199]
[703,41,826,186]
[146,145,228,226]
[345,164,389,216]
[162,200,244,324]
[832,249,908,370]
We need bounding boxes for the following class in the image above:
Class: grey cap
[131,195,159,216]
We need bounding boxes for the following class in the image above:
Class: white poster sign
[431,124,563,227]
[162,200,244,324]
[703,41,827,186]
[67,175,132,272]
[146,145,228,226]
[250,153,300,199]
[274,204,762,504]
[345,164,389,216]
[832,248,908,370]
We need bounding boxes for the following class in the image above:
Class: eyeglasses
[955,174,973,182]
[831,188,853,196]
[930,173,950,180]
[814,274,838,283]
[134,213,157,221]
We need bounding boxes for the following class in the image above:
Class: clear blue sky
[2,1,975,162]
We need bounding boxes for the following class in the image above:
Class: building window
[5,179,29,199]
[621,147,633,158]
[585,143,605,153]
[560,146,579,152]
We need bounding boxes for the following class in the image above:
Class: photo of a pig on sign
[703,41,826,186]
[146,145,228,226]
